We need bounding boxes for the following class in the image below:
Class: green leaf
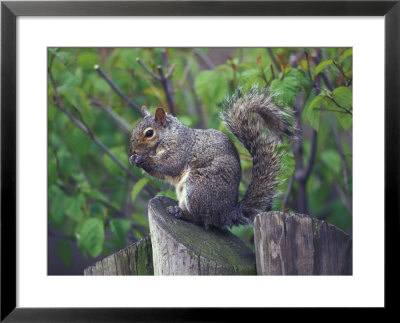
[331,87,352,130]
[81,185,108,203]
[48,154,58,187]
[48,104,58,122]
[230,225,254,241]
[336,112,352,131]
[269,76,301,107]
[332,87,352,109]
[93,78,110,93]
[305,94,324,131]
[57,85,87,109]
[49,185,66,226]
[240,69,264,92]
[157,189,177,200]
[63,68,83,87]
[179,115,195,127]
[321,149,341,174]
[194,70,229,103]
[77,52,99,71]
[57,240,73,268]
[132,228,144,239]
[50,49,75,66]
[131,178,150,202]
[131,213,148,227]
[314,59,333,76]
[103,147,128,176]
[278,148,295,179]
[286,69,312,92]
[239,68,260,80]
[79,218,104,258]
[110,219,131,249]
[66,128,91,156]
[65,194,86,221]
[340,48,353,63]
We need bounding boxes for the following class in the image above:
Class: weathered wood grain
[254,211,352,275]
[83,236,153,275]
[148,196,256,275]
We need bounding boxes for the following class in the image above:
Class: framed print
[1,0,399,321]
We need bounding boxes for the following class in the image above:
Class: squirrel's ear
[140,105,150,117]
[155,107,167,128]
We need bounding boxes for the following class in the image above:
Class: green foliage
[48,47,352,271]
[78,218,104,258]
[110,219,131,249]
[131,178,150,202]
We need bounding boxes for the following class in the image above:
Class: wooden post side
[254,212,352,275]
[148,196,256,275]
[84,236,153,275]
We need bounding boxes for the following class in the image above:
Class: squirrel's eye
[145,129,154,138]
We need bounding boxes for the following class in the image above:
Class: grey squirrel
[129,88,294,230]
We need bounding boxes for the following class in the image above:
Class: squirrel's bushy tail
[221,88,294,221]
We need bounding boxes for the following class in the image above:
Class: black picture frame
[1,0,398,321]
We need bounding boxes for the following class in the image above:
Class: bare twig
[157,65,175,115]
[91,97,132,136]
[267,48,282,73]
[270,64,275,80]
[94,65,141,114]
[161,49,177,80]
[193,48,216,70]
[136,58,161,80]
[165,63,177,80]
[136,53,176,115]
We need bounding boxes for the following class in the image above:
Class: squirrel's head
[129,106,169,156]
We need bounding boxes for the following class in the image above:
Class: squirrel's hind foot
[167,205,189,220]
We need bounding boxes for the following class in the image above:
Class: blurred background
[48,47,352,275]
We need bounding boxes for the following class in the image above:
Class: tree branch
[136,53,176,115]
[193,48,216,70]
[333,60,352,85]
[316,53,352,215]
[157,64,175,115]
[296,129,318,182]
[90,97,132,136]
[136,57,161,80]
[94,65,141,114]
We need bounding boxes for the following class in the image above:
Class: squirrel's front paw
[167,206,185,219]
[129,154,148,167]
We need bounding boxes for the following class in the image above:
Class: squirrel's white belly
[165,170,190,212]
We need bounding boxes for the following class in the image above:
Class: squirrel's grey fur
[129,88,293,230]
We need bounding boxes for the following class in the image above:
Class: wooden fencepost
[253,211,352,275]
